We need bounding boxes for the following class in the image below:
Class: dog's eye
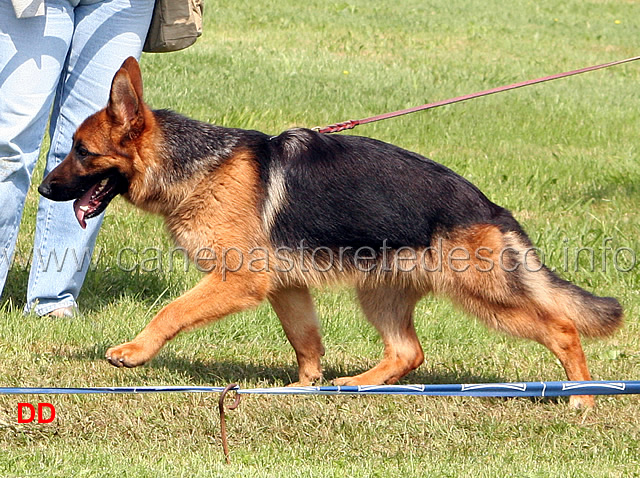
[76,145,90,158]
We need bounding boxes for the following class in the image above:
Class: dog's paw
[106,342,151,368]
[569,394,595,409]
[288,370,323,387]
[287,377,323,387]
[332,376,362,386]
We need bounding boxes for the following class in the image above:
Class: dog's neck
[125,109,243,215]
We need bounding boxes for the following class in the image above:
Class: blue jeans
[0,0,154,315]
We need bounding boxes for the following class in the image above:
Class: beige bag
[143,0,203,53]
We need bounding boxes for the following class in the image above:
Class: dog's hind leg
[531,312,594,409]
[333,286,424,386]
[269,287,325,386]
[461,297,595,408]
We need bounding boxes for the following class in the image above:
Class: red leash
[314,55,640,134]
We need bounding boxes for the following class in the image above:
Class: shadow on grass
[1,264,180,313]
[80,267,181,311]
[62,343,512,388]
[1,266,29,310]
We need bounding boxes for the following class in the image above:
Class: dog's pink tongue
[73,200,87,229]
[73,184,99,229]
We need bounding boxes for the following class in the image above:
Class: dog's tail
[541,269,623,337]
[433,224,623,338]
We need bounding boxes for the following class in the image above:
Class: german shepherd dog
[39,58,622,408]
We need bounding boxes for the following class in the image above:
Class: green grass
[2,0,640,475]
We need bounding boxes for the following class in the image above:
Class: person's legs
[0,0,74,297]
[25,0,154,316]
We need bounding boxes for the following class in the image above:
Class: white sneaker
[47,306,75,318]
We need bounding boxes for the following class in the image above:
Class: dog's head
[39,57,149,229]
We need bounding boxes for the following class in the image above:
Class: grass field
[2,0,640,476]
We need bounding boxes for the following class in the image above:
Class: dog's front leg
[106,271,271,368]
[269,287,325,386]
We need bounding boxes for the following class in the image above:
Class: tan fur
[106,149,276,368]
[43,58,620,408]
[268,287,325,385]
[333,287,424,386]
[163,150,269,264]
[262,223,598,406]
[261,165,288,234]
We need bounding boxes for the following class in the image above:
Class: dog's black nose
[38,181,53,199]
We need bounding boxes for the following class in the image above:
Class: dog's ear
[120,56,143,100]
[107,58,145,136]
